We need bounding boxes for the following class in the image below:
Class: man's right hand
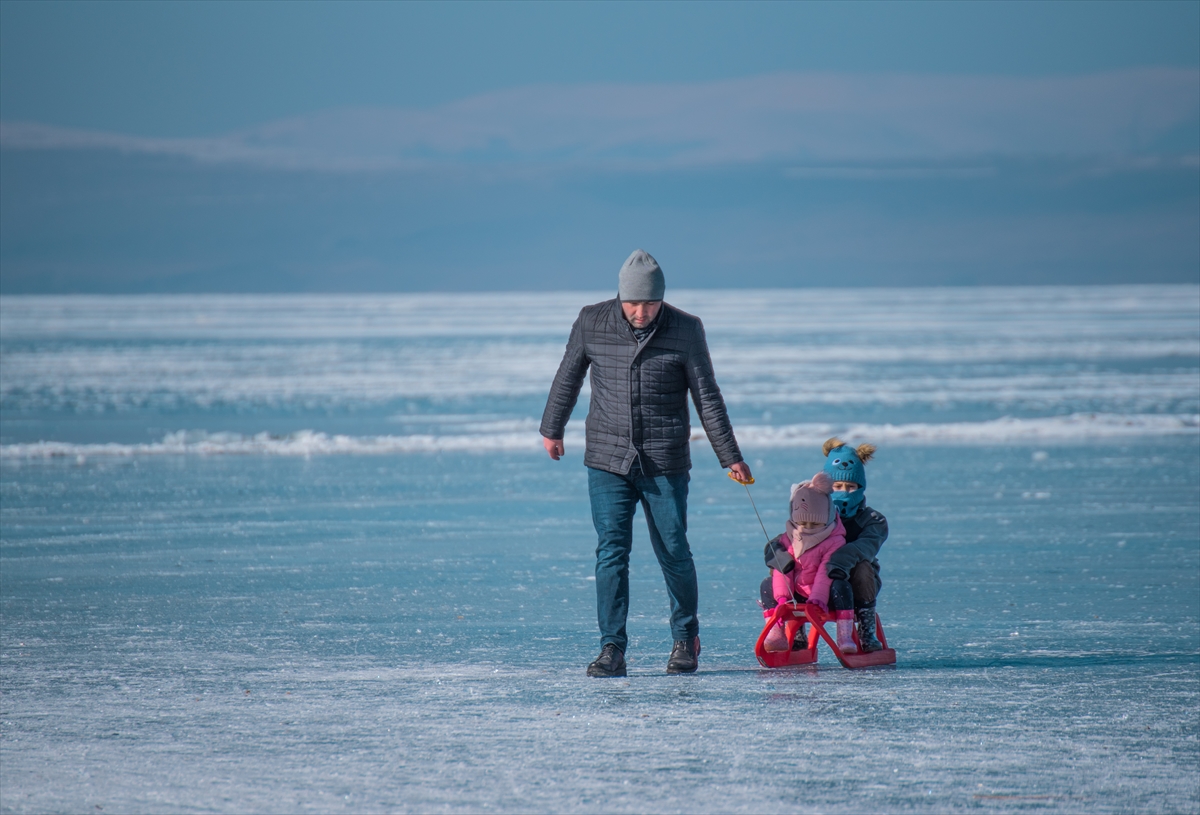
[728,461,753,484]
[543,437,564,461]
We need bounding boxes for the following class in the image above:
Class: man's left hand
[729,461,753,484]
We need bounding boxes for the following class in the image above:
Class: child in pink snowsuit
[762,471,855,652]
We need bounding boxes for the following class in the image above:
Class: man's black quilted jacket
[539,299,743,476]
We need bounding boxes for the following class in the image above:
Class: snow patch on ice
[727,412,1200,447]
[3,412,1195,459]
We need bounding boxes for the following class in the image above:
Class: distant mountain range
[2,70,1197,293]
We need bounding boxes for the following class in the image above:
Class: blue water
[2,288,1198,813]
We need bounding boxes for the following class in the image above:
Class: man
[540,249,752,677]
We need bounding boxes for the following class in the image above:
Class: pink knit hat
[789,471,834,525]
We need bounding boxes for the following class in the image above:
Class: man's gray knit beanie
[618,249,665,302]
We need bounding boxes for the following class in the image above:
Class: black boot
[587,643,627,677]
[791,622,807,650]
[666,637,699,674]
[855,606,884,653]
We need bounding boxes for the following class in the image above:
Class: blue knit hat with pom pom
[823,438,874,518]
[823,442,868,488]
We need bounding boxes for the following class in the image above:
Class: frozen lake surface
[2,288,1198,813]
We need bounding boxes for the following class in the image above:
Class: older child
[761,472,854,652]
[761,438,887,653]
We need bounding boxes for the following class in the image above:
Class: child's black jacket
[826,505,887,581]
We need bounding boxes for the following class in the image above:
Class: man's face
[621,300,662,329]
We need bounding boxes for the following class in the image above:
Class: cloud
[783,166,999,180]
[3,69,1197,172]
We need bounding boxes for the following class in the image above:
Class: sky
[1,0,1198,293]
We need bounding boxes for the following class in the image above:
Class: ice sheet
[2,288,1197,420]
[2,288,1197,812]
[2,446,1197,813]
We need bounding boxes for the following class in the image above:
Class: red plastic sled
[755,602,896,669]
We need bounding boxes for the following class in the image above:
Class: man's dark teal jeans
[587,466,697,653]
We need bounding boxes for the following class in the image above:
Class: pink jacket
[771,515,847,610]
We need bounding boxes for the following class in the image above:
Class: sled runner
[755,602,896,669]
